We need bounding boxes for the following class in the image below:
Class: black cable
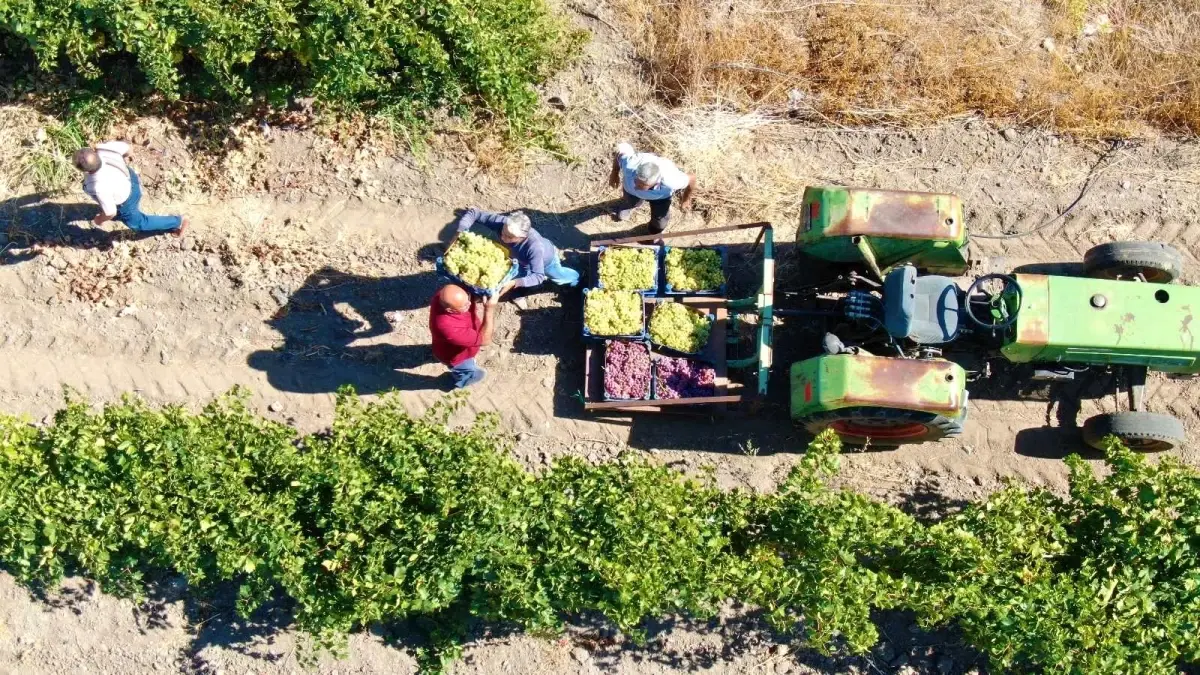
[972,140,1123,240]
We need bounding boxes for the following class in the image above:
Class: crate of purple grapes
[603,340,654,401]
[653,355,717,399]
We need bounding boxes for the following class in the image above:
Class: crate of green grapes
[648,300,714,356]
[662,245,727,296]
[582,288,647,340]
[436,232,518,296]
[595,244,660,295]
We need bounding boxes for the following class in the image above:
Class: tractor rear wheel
[1083,241,1183,283]
[1082,411,1185,452]
[799,406,963,447]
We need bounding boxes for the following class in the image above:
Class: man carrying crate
[455,207,579,308]
[429,285,500,388]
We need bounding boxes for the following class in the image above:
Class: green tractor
[787,186,1195,451]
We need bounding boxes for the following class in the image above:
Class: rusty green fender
[798,186,970,276]
[790,353,969,420]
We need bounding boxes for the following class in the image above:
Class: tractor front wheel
[1083,241,1183,283]
[1082,411,1185,452]
[799,406,964,447]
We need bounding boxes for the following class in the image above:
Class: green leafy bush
[0,0,583,133]
[2,391,1199,674]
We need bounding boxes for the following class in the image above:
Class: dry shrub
[622,0,1200,136]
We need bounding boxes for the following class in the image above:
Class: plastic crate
[601,340,655,402]
[435,256,519,297]
[595,244,661,296]
[581,288,647,341]
[661,245,728,296]
[651,353,717,400]
[648,303,715,356]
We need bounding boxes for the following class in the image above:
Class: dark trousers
[615,191,672,233]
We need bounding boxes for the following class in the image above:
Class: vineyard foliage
[1,391,1199,674]
[0,0,583,132]
[598,246,657,292]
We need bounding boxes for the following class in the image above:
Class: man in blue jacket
[455,208,579,306]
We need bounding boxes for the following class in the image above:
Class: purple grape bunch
[655,356,716,399]
[604,340,652,400]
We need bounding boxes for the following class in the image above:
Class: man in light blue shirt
[608,142,697,234]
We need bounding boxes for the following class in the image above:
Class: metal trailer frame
[582,222,775,412]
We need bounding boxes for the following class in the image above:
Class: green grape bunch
[444,232,513,289]
[598,246,657,291]
[665,248,725,292]
[585,289,644,336]
[649,301,711,353]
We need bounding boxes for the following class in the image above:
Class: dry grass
[0,106,74,198]
[627,106,810,218]
[620,0,1200,136]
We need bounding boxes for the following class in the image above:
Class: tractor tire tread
[1082,411,1186,452]
[1083,241,1184,283]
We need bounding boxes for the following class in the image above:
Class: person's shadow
[247,260,454,394]
[1,193,160,264]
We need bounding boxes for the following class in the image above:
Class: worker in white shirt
[608,142,697,234]
[73,141,188,236]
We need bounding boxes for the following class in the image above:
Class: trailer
[580,222,775,414]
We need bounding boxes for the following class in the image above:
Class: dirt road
[3,6,1200,672]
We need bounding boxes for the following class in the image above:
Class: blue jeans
[450,358,486,388]
[545,257,580,287]
[116,169,183,233]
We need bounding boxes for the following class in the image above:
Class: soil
[2,2,1200,673]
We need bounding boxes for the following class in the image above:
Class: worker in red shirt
[429,284,500,388]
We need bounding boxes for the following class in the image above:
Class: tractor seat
[883,266,961,344]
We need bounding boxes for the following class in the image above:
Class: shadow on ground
[31,575,990,675]
[0,193,168,264]
[247,261,454,394]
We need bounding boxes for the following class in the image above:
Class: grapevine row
[0,390,1196,674]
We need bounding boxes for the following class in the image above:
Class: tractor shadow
[1011,260,1087,276]
[968,365,1112,458]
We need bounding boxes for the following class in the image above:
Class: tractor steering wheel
[963,274,1022,330]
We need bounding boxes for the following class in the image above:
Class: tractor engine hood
[1002,273,1200,374]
